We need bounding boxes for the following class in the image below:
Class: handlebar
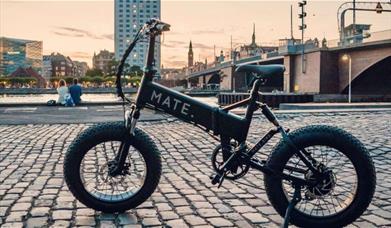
[115,19,171,101]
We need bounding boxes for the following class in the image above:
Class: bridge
[185,30,391,96]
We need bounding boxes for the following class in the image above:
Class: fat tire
[63,122,161,213]
[264,125,376,228]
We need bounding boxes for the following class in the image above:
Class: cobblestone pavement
[0,111,390,227]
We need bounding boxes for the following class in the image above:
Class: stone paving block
[243,212,269,223]
[207,217,234,226]
[142,217,162,226]
[160,211,180,220]
[52,210,72,220]
[26,217,48,228]
[30,207,50,217]
[75,216,96,226]
[165,218,188,227]
[1,222,24,228]
[5,211,27,222]
[99,220,117,228]
[183,215,208,226]
[197,208,220,218]
[175,206,193,216]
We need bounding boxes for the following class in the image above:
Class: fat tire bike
[64,19,376,227]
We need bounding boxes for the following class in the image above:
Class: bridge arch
[341,55,391,95]
[207,72,220,84]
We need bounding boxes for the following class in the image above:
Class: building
[73,61,89,77]
[46,52,76,77]
[114,0,161,76]
[42,55,53,81]
[161,67,185,80]
[92,50,114,75]
[237,24,278,59]
[42,53,88,79]
[0,37,43,76]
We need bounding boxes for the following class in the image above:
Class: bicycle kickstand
[282,185,302,228]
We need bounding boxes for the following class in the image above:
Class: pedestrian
[57,79,69,105]
[69,78,83,105]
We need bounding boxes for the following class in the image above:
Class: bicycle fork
[109,106,140,176]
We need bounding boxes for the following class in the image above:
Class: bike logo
[150,90,191,116]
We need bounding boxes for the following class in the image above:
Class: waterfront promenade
[0,110,390,227]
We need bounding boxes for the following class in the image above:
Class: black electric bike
[64,19,376,227]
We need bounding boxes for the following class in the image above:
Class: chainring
[211,144,250,180]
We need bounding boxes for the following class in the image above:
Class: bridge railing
[326,29,391,48]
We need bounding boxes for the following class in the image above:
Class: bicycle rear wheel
[264,125,376,227]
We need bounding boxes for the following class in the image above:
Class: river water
[0,93,219,106]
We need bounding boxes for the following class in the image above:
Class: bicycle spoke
[282,145,358,217]
[80,141,147,202]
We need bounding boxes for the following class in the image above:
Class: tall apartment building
[114,0,161,77]
[0,37,43,76]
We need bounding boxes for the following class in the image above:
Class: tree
[130,65,143,76]
[107,59,119,76]
[86,69,103,77]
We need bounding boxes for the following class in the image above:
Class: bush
[4,77,37,84]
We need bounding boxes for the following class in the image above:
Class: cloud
[52,26,113,40]
[69,51,91,59]
[193,42,215,50]
[162,40,216,50]
[191,28,225,35]
[161,40,187,48]
[163,59,187,67]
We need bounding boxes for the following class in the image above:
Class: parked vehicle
[64,19,376,227]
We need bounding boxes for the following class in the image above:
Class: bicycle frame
[135,35,262,143]
[124,32,319,187]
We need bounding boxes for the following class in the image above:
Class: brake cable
[114,25,147,122]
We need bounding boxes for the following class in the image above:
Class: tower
[188,40,194,67]
[115,0,161,75]
[251,23,256,46]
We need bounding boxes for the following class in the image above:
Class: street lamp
[298,0,307,73]
[342,54,352,103]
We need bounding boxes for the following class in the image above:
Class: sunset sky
[1,0,390,68]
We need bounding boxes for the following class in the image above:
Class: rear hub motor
[304,166,336,200]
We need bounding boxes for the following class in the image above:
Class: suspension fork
[110,107,140,176]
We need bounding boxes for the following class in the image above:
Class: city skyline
[1,0,390,68]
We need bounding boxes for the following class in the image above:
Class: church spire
[188,40,194,67]
[251,23,256,46]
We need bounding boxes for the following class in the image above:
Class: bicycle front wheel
[64,122,161,213]
[264,125,376,227]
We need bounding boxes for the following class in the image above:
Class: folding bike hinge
[282,185,302,228]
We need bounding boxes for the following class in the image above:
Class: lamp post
[342,54,352,103]
[299,0,307,73]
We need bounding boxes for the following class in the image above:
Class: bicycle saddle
[235,64,285,77]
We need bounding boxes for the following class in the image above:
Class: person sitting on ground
[57,79,69,105]
[69,78,83,105]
